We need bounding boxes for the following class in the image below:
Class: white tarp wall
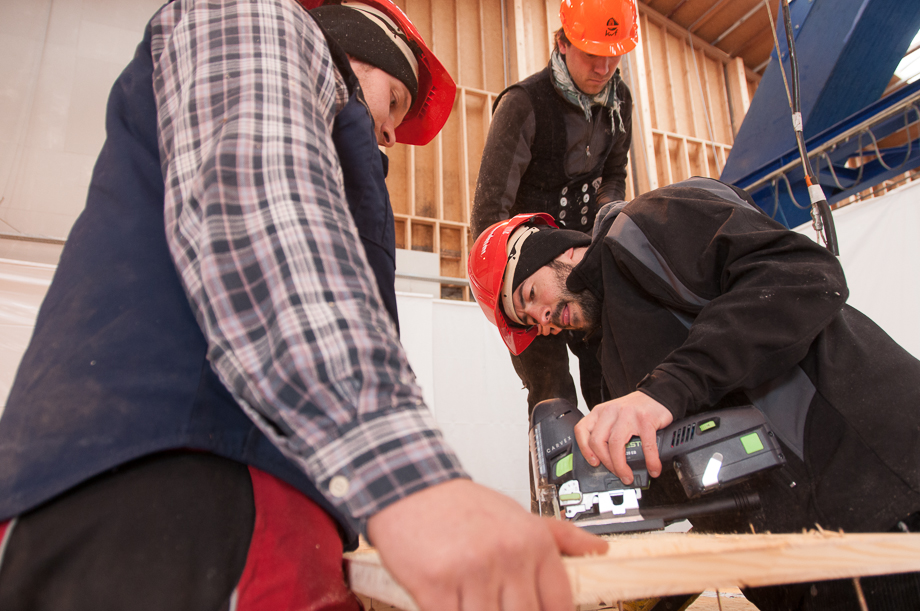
[793,181,920,358]
[2,180,919,508]
[1,0,165,238]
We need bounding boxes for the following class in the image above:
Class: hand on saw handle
[574,391,674,485]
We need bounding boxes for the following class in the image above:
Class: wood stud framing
[386,0,760,300]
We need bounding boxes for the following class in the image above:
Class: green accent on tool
[740,432,765,454]
[699,420,717,432]
[555,453,574,477]
[560,493,581,502]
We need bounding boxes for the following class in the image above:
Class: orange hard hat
[468,213,557,355]
[559,0,639,57]
[301,0,457,145]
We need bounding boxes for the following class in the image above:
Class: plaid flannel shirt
[149,0,466,535]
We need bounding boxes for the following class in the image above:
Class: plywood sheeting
[346,531,920,611]
[629,4,736,188]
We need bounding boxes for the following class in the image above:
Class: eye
[522,286,536,325]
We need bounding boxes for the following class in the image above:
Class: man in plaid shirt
[0,1,604,609]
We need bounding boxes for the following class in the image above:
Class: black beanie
[311,4,419,104]
[511,228,592,290]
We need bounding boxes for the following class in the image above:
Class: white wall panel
[0,0,163,239]
[430,298,531,507]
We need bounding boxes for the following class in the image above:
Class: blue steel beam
[741,81,920,226]
[720,0,920,227]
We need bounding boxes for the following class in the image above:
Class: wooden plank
[456,0,482,89]
[631,13,659,191]
[658,133,673,185]
[459,88,470,226]
[346,532,920,611]
[512,0,528,83]
[408,146,416,216]
[481,0,507,92]
[725,56,751,137]
[661,29,679,135]
[385,144,410,216]
[439,96,463,223]
[679,34,702,140]
[639,2,734,65]
[435,132,444,223]
[355,588,757,611]
[697,50,724,175]
[705,53,732,145]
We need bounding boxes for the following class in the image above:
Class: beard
[548,260,601,334]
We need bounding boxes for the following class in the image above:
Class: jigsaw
[529,398,785,534]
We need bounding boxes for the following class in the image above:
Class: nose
[379,122,397,148]
[594,55,621,76]
[593,56,610,75]
[524,302,555,334]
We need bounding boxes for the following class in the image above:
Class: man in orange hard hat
[471,0,640,426]
[0,1,605,609]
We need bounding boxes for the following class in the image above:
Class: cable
[763,0,839,255]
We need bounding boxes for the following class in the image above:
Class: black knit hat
[311,3,419,104]
[499,225,591,326]
[511,228,592,290]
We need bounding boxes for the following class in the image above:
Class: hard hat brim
[395,47,457,146]
[567,35,637,57]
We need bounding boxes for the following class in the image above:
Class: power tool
[529,399,785,534]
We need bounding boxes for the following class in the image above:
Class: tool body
[530,399,785,534]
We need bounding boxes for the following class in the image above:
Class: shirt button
[559,210,567,219]
[581,206,589,214]
[583,194,590,203]
[560,197,567,207]
[561,186,568,195]
[581,217,588,225]
[329,475,350,498]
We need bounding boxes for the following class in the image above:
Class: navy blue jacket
[0,18,396,549]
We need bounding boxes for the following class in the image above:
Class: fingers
[456,564,502,611]
[368,480,597,611]
[577,393,675,484]
[499,577,542,611]
[605,423,635,484]
[638,425,662,478]
[574,412,599,467]
[545,516,609,557]
[534,551,576,611]
[582,400,634,482]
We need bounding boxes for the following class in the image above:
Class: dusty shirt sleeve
[149,0,466,535]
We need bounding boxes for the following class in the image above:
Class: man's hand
[574,391,673,484]
[366,478,607,611]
